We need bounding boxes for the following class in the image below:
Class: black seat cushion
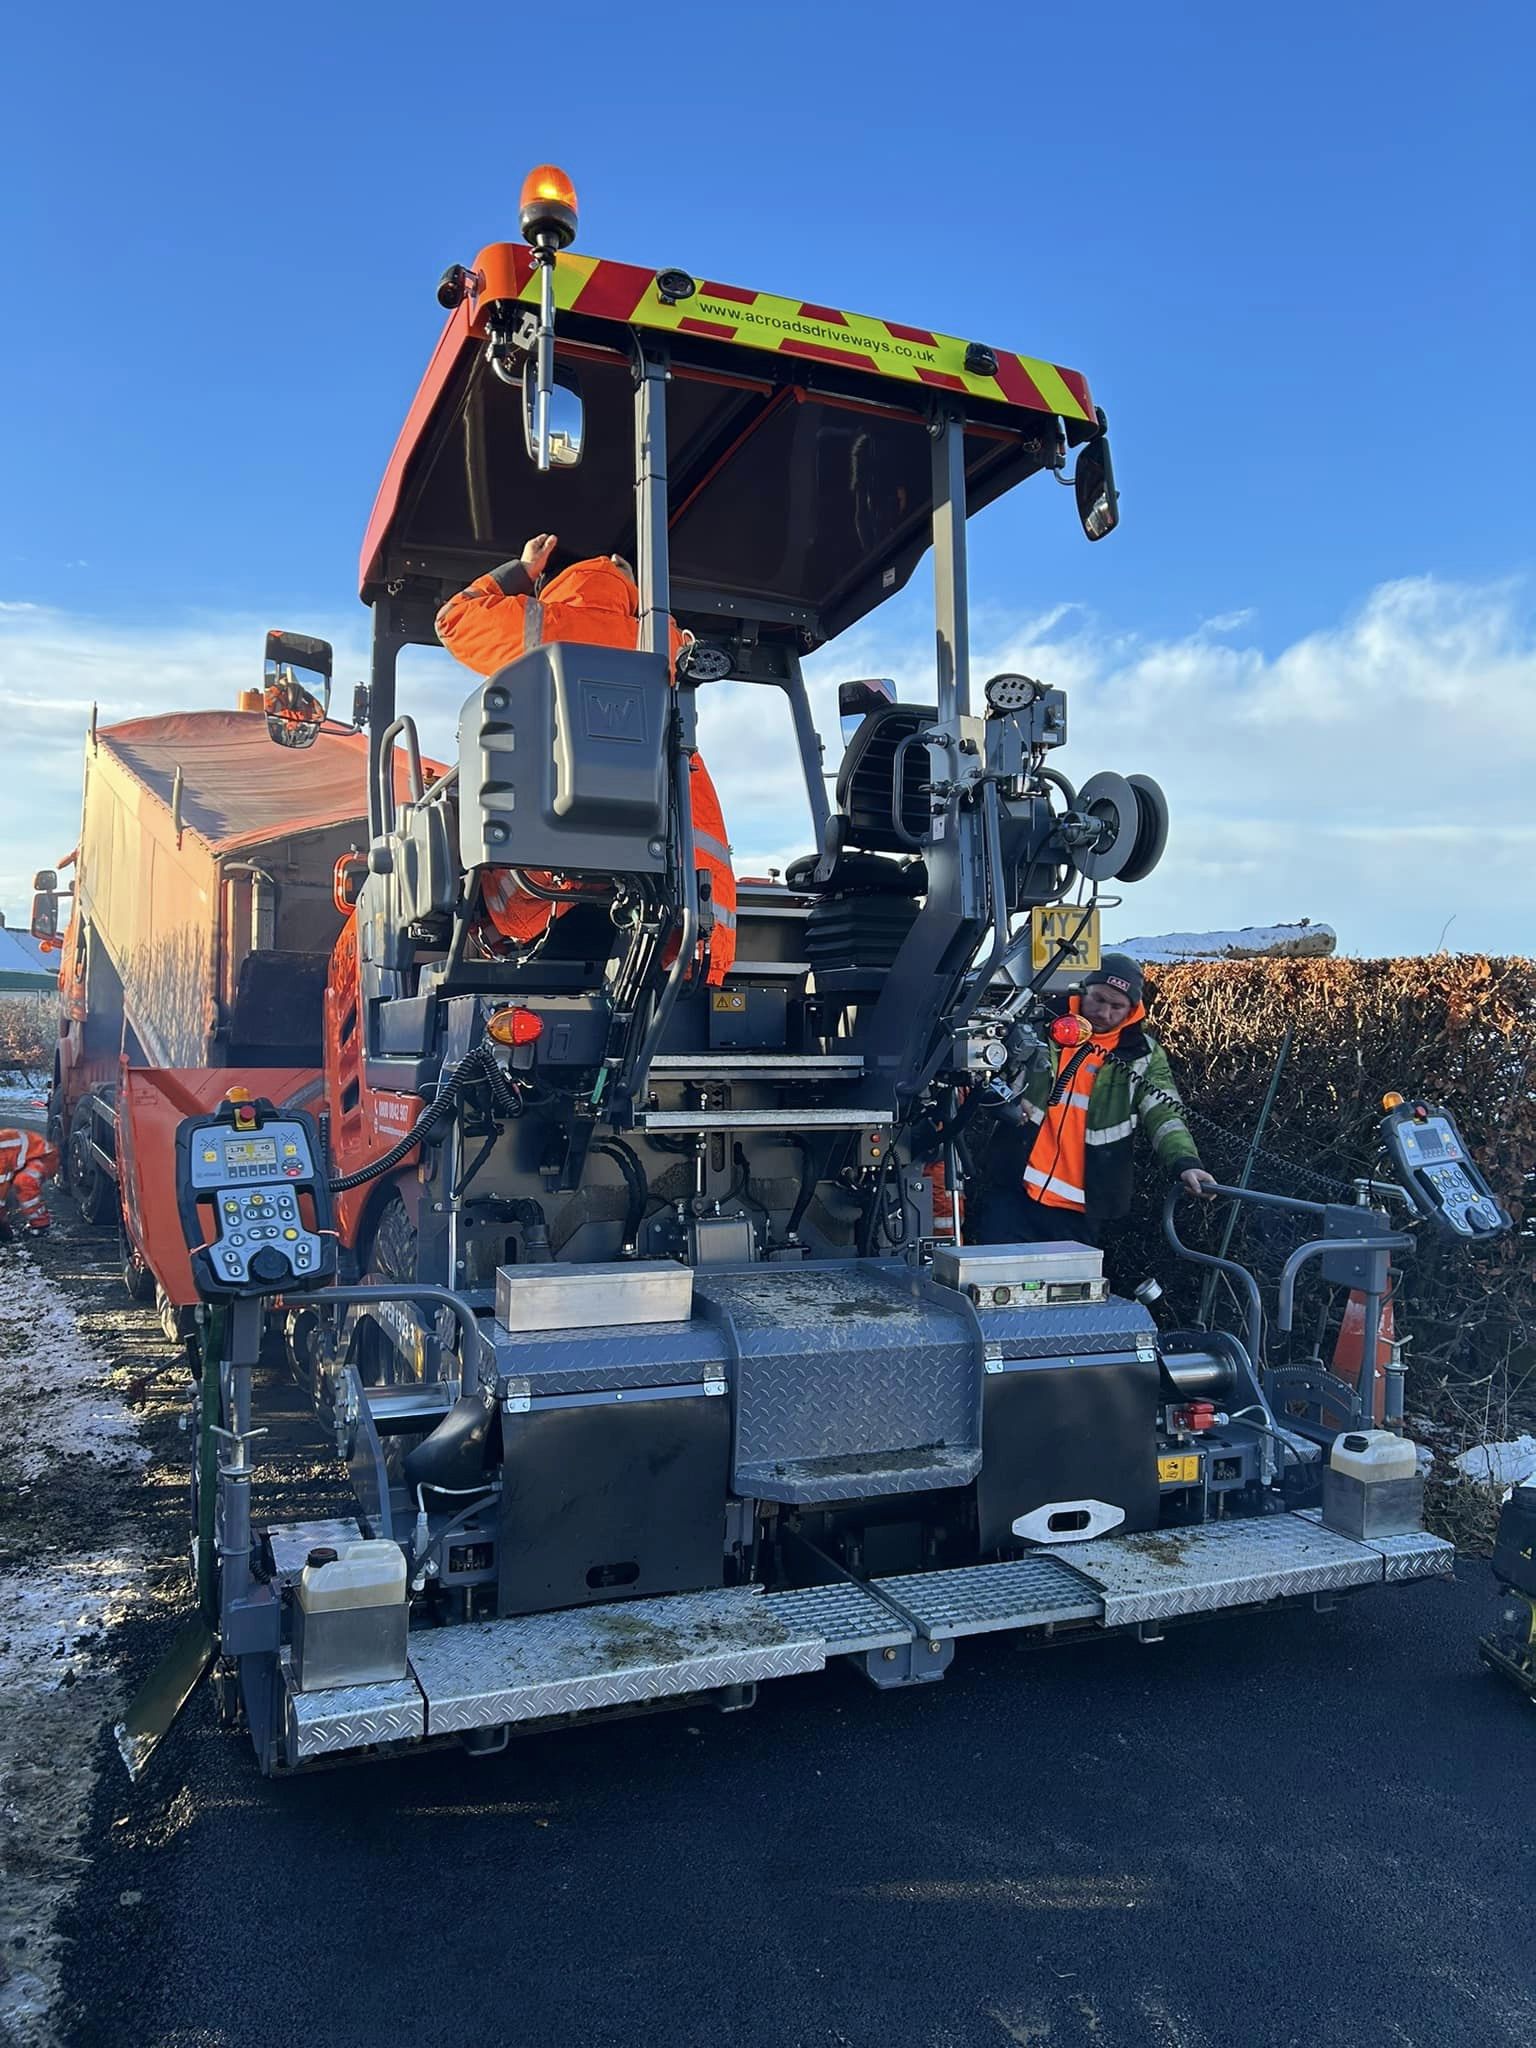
[784,850,927,897]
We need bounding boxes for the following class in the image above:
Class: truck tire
[120,1229,156,1303]
[68,1097,118,1226]
[358,1190,455,1379]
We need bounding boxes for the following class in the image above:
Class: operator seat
[788,702,935,992]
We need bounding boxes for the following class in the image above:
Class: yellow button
[203,1150,218,1163]
[284,1143,298,1155]
[284,1228,299,1240]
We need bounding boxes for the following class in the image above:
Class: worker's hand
[521,533,557,578]
[1181,1167,1219,1198]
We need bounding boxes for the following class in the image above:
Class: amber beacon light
[520,165,579,250]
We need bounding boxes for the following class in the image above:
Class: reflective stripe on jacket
[0,1130,54,1230]
[1005,998,1202,1222]
[438,559,736,985]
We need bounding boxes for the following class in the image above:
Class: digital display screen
[225,1137,278,1168]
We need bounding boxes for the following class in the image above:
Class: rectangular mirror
[522,362,586,470]
[263,629,333,750]
[30,869,59,940]
[1075,430,1119,543]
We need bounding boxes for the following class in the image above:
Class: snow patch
[1455,1435,1536,1490]
[1115,922,1337,964]
[0,1246,150,2048]
[0,1254,147,1480]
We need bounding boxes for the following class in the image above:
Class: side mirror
[522,362,585,470]
[263,630,333,750]
[30,870,59,940]
[838,677,897,748]
[1075,414,1119,542]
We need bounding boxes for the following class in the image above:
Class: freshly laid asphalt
[21,1191,1535,2048]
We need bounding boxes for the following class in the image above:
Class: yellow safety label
[1158,1454,1201,1485]
[711,991,746,1013]
[1030,904,1101,975]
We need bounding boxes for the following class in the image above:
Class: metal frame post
[627,347,698,1102]
[783,653,830,843]
[634,350,671,657]
[367,604,406,842]
[931,412,971,726]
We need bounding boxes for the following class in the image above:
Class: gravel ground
[5,1197,1536,2048]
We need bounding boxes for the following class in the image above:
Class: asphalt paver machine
[121,167,1510,1777]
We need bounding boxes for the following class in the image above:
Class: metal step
[638,1106,893,1130]
[282,1651,424,1762]
[406,1587,826,1734]
[264,1518,366,1585]
[1039,1511,1431,1627]
[1293,1507,1455,1582]
[365,1382,458,1433]
[759,1582,911,1655]
[737,1444,982,1505]
[873,1556,1103,1640]
[650,1053,863,1078]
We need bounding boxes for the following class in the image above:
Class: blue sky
[3,1,1533,952]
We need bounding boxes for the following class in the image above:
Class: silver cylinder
[1162,1350,1237,1398]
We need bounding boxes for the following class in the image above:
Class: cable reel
[1064,771,1170,884]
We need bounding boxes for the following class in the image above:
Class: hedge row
[1112,956,1534,1434]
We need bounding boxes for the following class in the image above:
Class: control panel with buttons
[175,1098,337,1297]
[1381,1100,1511,1241]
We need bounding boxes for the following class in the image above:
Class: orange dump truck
[37,705,379,1304]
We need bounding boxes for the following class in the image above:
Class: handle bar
[1162,1186,1265,1371]
[1275,1233,1413,1334]
[308,1283,486,1376]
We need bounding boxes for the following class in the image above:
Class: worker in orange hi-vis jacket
[0,1131,60,1239]
[437,533,736,985]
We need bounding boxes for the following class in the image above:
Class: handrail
[310,1283,486,1377]
[1275,1232,1412,1334]
[1162,1185,1265,1370]
[376,716,425,838]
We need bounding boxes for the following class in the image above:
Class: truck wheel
[120,1230,156,1302]
[359,1191,455,1378]
[68,1098,118,1226]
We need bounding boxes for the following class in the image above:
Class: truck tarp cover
[80,712,372,1069]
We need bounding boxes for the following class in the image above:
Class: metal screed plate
[1294,1508,1455,1582]
[282,1654,424,1762]
[407,1588,825,1734]
[873,1556,1104,1639]
[1042,1512,1390,1626]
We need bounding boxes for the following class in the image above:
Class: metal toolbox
[495,1259,694,1333]
[930,1242,1106,1308]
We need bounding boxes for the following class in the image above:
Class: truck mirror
[838,678,897,748]
[522,363,585,470]
[263,630,333,751]
[30,883,58,940]
[1075,421,1119,543]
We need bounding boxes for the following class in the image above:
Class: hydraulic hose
[327,1041,520,1195]
[786,1134,820,1241]
[591,1140,647,1253]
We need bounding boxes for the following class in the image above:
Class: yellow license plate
[1158,1454,1201,1485]
[1029,904,1101,975]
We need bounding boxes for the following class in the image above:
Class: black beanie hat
[1082,951,1144,1007]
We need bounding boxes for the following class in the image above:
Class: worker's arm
[435,534,556,676]
[1136,1043,1210,1184]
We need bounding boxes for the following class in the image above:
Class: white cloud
[2,577,1532,959]
[708,574,1536,958]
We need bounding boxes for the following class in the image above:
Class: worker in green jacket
[969,953,1216,1246]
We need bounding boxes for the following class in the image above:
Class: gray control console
[1382,1101,1510,1240]
[176,1099,337,1297]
